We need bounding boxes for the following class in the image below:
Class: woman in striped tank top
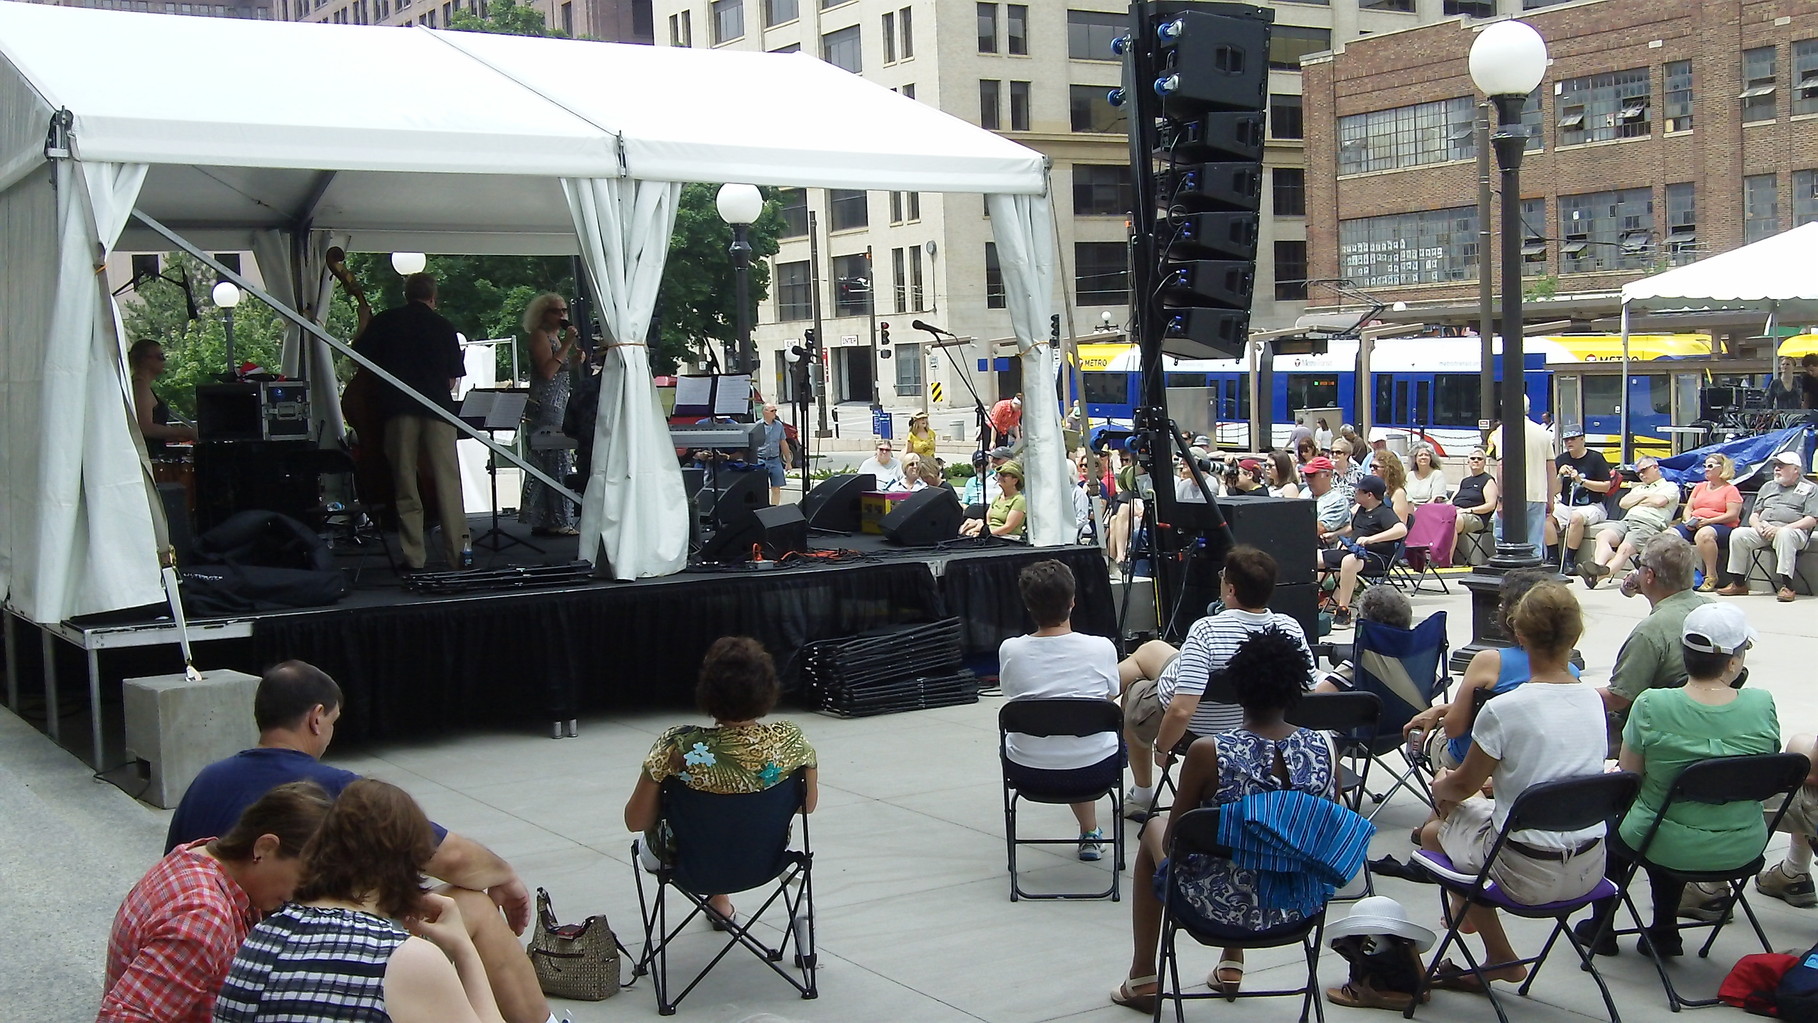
[213,779,507,1023]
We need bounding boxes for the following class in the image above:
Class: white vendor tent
[0,2,1069,625]
[1613,222,1818,453]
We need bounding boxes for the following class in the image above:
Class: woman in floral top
[624,636,818,925]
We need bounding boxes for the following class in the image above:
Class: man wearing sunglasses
[1580,458,1679,588]
[1450,448,1499,565]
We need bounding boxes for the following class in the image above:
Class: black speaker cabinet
[709,467,770,528]
[800,473,875,533]
[1216,494,1316,584]
[882,487,963,547]
[1268,581,1319,645]
[699,503,809,562]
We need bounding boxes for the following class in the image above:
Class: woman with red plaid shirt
[99,782,330,1023]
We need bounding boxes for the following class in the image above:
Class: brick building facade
[1304,0,1818,310]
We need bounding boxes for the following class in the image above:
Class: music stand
[461,388,539,553]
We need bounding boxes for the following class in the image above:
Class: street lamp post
[211,280,242,379]
[715,183,764,378]
[1454,19,1549,668]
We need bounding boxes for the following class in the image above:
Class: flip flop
[1428,958,1492,995]
[707,905,740,932]
[1210,959,1244,1001]
[1326,981,1416,1010]
[1111,975,1157,1013]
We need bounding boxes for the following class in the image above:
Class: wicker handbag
[526,887,621,1001]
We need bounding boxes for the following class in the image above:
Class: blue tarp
[1657,426,1814,488]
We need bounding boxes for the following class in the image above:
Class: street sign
[930,382,943,403]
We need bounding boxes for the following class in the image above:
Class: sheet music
[459,388,530,431]
[673,374,752,416]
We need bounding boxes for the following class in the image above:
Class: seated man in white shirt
[998,560,1122,861]
[1116,545,1315,816]
[856,439,905,490]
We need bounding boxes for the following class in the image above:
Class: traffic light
[877,321,891,360]
[1132,2,1271,360]
[1050,313,1061,343]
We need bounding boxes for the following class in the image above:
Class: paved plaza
[12,575,1818,1023]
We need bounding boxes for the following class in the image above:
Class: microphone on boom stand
[912,319,957,338]
[912,320,990,460]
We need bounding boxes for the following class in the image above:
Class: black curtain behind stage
[251,561,943,742]
[939,546,1116,654]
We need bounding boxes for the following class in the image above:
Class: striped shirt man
[1157,608,1315,737]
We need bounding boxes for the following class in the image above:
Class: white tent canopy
[0,3,1067,625]
[1621,222,1818,319]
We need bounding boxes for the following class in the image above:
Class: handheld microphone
[911,319,954,337]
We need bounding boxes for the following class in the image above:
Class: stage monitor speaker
[1216,494,1316,585]
[709,468,770,528]
[699,503,809,562]
[882,487,963,547]
[800,473,875,533]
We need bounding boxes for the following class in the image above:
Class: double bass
[328,247,438,526]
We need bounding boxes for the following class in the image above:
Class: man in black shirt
[354,273,469,571]
[1316,475,1406,628]
[1548,425,1612,572]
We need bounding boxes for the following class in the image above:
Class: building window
[1075,242,1128,305]
[833,253,871,316]
[1795,39,1818,117]
[1520,197,1548,276]
[889,191,903,224]
[881,10,895,61]
[979,80,1001,130]
[1073,164,1130,216]
[1744,174,1780,243]
[906,191,920,221]
[667,9,689,45]
[770,42,801,53]
[891,247,906,312]
[1663,60,1693,132]
[985,243,1006,308]
[821,24,860,73]
[1443,0,1494,15]
[894,340,924,396]
[130,253,162,285]
[1794,171,1818,227]
[711,0,742,44]
[1558,187,1655,272]
[898,6,912,58]
[1005,3,1026,54]
[776,188,808,239]
[1008,81,1030,131]
[1274,242,1308,301]
[1666,182,1697,263]
[1273,167,1306,216]
[1337,207,1479,287]
[901,83,915,100]
[1358,0,1412,10]
[1519,91,1544,151]
[1338,96,1476,175]
[1555,67,1649,146]
[828,188,868,231]
[1069,84,1126,133]
[1066,9,1124,60]
[977,2,997,52]
[909,246,924,310]
[1742,46,1777,122]
[1269,26,1330,71]
[764,0,796,26]
[1269,94,1303,139]
[775,260,812,320]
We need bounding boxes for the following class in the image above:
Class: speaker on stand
[800,473,875,533]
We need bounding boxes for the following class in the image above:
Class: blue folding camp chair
[1346,612,1449,819]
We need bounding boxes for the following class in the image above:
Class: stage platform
[3,515,1115,769]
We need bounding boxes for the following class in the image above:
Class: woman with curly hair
[518,292,585,536]
[1374,449,1412,524]
[625,637,818,928]
[1112,628,1336,1012]
[213,779,507,1023]
[1405,444,1448,504]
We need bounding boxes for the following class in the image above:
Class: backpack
[1721,954,1797,1016]
[1778,943,1818,1022]
[182,511,348,615]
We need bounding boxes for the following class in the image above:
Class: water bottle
[461,543,474,569]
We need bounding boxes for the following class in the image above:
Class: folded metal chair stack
[801,618,978,717]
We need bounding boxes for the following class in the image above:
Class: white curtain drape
[985,191,1068,547]
[4,161,160,622]
[561,177,689,579]
[274,229,349,444]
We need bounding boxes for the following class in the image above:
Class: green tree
[650,183,784,374]
[344,252,577,380]
[446,0,562,36]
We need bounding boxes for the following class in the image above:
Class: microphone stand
[914,322,990,464]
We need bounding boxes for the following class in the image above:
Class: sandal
[1428,958,1493,995]
[1326,980,1416,1010]
[1111,975,1157,1013]
[707,904,740,932]
[1211,959,1244,1001]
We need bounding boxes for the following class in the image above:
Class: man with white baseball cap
[1720,450,1818,602]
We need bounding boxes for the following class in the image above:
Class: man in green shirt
[1597,533,1710,747]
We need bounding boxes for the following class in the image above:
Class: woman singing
[519,293,584,537]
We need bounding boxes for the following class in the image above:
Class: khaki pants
[385,414,468,569]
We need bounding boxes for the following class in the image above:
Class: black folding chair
[998,698,1127,901]
[1155,805,1359,1023]
[630,769,816,1015]
[1586,752,1809,1011]
[1406,771,1642,1023]
[1349,613,1450,819]
[1287,691,1384,899]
